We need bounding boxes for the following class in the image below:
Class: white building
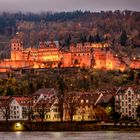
[115,87,140,119]
[9,97,32,120]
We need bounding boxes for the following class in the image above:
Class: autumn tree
[120,30,128,46]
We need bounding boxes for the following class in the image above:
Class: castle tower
[11,38,23,60]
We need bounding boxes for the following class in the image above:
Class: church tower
[11,38,23,60]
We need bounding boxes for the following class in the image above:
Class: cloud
[0,0,139,13]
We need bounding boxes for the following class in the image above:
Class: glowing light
[16,123,21,127]
[14,122,24,131]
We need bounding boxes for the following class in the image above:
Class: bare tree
[57,94,64,122]
[35,99,50,123]
[0,97,11,124]
[23,97,34,122]
[65,93,79,122]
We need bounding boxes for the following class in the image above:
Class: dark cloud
[0,0,140,13]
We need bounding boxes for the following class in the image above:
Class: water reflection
[0,131,139,140]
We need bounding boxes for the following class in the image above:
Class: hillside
[0,10,140,59]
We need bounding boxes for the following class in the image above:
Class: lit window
[86,99,89,103]
[81,100,84,103]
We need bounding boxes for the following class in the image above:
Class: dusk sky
[0,0,140,13]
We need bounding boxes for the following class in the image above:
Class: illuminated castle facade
[0,37,140,72]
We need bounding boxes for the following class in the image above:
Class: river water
[0,131,140,140]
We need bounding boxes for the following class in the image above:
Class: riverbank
[0,121,140,131]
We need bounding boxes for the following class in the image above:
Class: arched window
[128,97,131,103]
[128,91,131,96]
[129,104,131,109]
[125,95,127,99]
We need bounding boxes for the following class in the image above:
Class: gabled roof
[34,96,57,109]
[97,94,114,104]
[116,86,140,95]
[65,91,101,106]
[12,97,33,106]
[33,88,58,96]
[77,92,101,105]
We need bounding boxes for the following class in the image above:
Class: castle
[0,37,140,72]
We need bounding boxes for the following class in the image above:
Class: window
[125,95,127,99]
[81,100,84,103]
[86,99,89,103]
[128,98,131,103]
[126,102,127,106]
[129,104,131,109]
[122,102,124,106]
[126,108,128,113]
[122,108,124,113]
[128,91,131,96]
[129,111,131,116]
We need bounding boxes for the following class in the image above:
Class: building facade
[115,87,140,119]
[1,37,140,72]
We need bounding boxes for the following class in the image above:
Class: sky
[0,0,140,13]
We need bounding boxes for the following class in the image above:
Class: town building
[33,88,60,122]
[9,97,33,120]
[115,86,140,119]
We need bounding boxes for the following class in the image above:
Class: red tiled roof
[13,97,33,106]
[116,86,140,94]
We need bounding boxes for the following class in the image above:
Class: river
[0,131,140,140]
